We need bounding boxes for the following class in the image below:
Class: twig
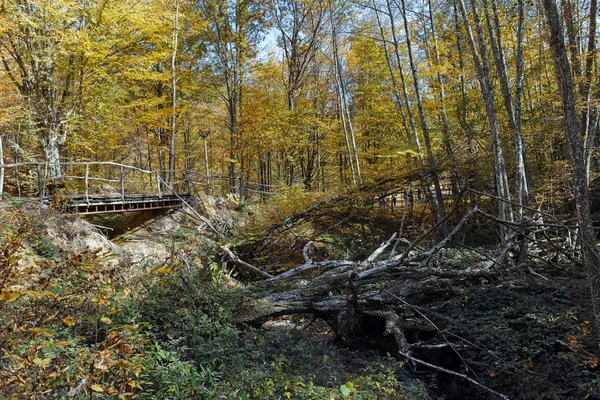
[468,189,582,241]
[398,352,510,400]
[527,265,550,281]
[389,184,411,258]
[67,375,89,398]
[384,289,478,379]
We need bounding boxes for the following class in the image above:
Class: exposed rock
[45,215,121,257]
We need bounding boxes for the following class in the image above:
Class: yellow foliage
[0,289,21,302]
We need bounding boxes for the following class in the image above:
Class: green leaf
[340,383,352,397]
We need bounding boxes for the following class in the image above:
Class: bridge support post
[85,164,89,204]
[120,166,125,201]
[156,173,162,197]
[36,163,43,203]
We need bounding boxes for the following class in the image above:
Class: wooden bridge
[0,161,273,215]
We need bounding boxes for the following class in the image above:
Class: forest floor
[0,195,599,399]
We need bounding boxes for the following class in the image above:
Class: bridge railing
[0,162,277,202]
[0,161,166,202]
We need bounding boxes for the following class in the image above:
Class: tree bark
[458,0,513,240]
[542,0,600,336]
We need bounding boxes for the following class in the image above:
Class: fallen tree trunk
[233,205,565,342]
[234,207,498,346]
[227,202,588,400]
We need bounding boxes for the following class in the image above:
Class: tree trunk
[483,0,530,220]
[583,0,598,180]
[458,0,513,240]
[399,0,449,237]
[168,0,180,187]
[542,0,600,336]
[43,131,62,181]
[384,0,422,156]
[0,134,4,199]
[372,0,412,145]
[329,0,361,184]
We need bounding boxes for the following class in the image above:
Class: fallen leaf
[33,357,51,369]
[91,384,104,393]
[0,289,21,302]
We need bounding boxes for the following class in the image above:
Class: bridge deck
[55,194,191,215]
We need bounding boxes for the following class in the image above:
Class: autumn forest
[1,0,600,398]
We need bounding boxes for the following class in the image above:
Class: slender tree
[168,0,180,187]
[196,0,266,195]
[482,0,529,219]
[398,0,449,237]
[542,0,600,335]
[458,0,513,240]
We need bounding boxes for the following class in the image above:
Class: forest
[1,0,600,399]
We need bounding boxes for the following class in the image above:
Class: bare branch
[398,352,510,400]
[220,245,273,279]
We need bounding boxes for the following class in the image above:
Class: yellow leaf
[62,316,76,326]
[156,265,173,274]
[24,290,56,298]
[33,357,51,369]
[0,289,21,302]
[42,312,59,325]
[100,317,112,325]
[91,384,104,393]
[126,380,142,390]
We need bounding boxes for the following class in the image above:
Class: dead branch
[220,245,273,279]
[398,352,510,400]
[267,260,354,282]
[303,241,314,264]
[359,206,480,280]
[363,310,408,351]
[360,232,398,268]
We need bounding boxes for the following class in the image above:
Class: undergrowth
[0,203,426,399]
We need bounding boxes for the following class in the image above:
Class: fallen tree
[221,203,595,399]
